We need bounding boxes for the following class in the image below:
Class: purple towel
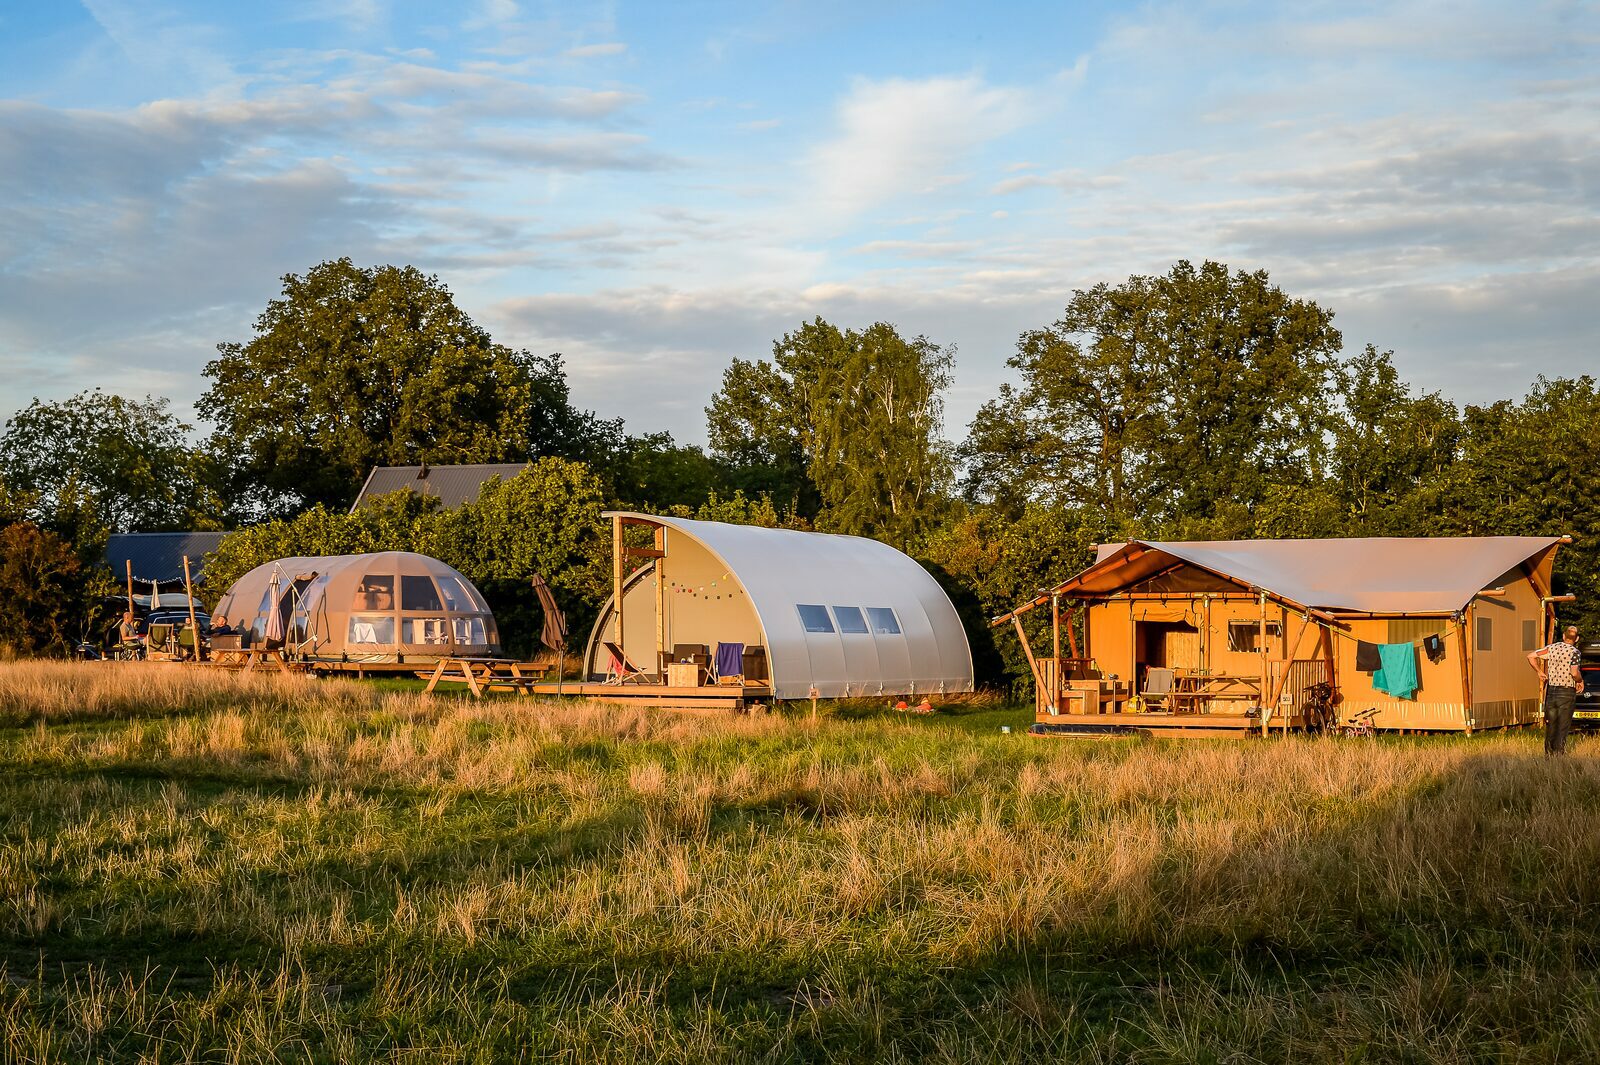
[715,642,744,677]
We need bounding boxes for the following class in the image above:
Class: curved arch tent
[584,513,974,700]
[214,552,501,663]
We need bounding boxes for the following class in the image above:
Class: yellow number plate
[1574,711,1600,720]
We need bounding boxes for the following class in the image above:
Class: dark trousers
[1545,685,1577,755]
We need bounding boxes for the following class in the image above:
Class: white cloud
[806,75,1033,220]
[565,42,627,57]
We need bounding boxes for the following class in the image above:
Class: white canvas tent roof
[597,513,974,699]
[1068,536,1564,614]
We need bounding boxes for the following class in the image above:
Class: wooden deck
[530,681,773,711]
[1033,710,1303,737]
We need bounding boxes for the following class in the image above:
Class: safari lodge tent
[1004,536,1569,736]
[577,513,974,703]
[212,552,500,669]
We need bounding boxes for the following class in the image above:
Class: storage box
[667,662,703,688]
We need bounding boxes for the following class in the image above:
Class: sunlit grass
[2,661,1598,1062]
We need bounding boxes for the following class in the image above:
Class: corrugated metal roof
[591,512,975,699]
[350,464,531,512]
[103,532,228,586]
[1057,536,1564,614]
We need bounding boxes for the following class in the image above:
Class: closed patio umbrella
[264,573,285,643]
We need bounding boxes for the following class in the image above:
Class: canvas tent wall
[582,513,974,700]
[1010,536,1566,733]
[213,552,500,663]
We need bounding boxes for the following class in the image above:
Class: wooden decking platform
[1033,711,1304,737]
[530,681,773,712]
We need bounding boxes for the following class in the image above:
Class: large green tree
[200,259,610,513]
[0,390,226,540]
[0,522,87,657]
[707,318,954,547]
[962,260,1344,535]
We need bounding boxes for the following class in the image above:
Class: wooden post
[181,555,203,662]
[1266,615,1316,733]
[1258,591,1270,736]
[1066,602,1081,659]
[654,525,667,670]
[1012,615,1048,707]
[125,559,135,617]
[1457,611,1474,733]
[1051,593,1062,712]
[611,515,625,653]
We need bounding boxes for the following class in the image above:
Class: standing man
[1529,625,1584,756]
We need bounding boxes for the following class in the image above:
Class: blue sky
[2,0,1597,445]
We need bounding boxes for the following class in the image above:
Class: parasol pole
[182,555,204,662]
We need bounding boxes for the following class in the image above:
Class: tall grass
[2,661,1598,1062]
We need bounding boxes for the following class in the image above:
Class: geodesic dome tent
[213,551,500,663]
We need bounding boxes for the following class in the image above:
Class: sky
[1,0,1597,447]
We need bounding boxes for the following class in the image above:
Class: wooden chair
[603,641,648,684]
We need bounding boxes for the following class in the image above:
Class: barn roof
[1059,536,1564,614]
[350,464,531,512]
[103,531,228,586]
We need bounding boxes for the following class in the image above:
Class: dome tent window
[350,615,394,645]
[436,575,481,612]
[355,576,394,611]
[402,575,443,612]
[410,617,448,644]
[453,617,488,645]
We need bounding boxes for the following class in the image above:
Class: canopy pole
[654,526,667,669]
[1259,591,1269,736]
[611,515,625,653]
[125,559,135,618]
[1012,615,1048,707]
[1051,593,1062,711]
[182,555,203,662]
[1457,612,1474,733]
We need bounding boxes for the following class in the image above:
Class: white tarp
[607,513,975,700]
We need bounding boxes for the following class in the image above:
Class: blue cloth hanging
[1372,642,1419,700]
[714,642,744,678]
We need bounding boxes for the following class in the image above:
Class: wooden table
[1168,673,1261,714]
[421,657,542,697]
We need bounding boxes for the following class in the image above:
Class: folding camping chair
[602,641,648,684]
[711,642,745,686]
[1141,667,1176,711]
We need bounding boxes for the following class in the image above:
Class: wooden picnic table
[420,657,545,697]
[1167,672,1261,713]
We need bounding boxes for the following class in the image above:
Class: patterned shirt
[1536,641,1583,689]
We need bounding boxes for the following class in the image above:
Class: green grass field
[4,662,1600,1063]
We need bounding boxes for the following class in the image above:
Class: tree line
[2,257,1594,686]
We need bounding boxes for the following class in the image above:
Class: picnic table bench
[419,657,548,697]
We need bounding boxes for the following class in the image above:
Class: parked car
[1574,664,1600,729]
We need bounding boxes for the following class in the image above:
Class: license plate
[1575,711,1600,720]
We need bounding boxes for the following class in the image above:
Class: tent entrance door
[1135,621,1200,685]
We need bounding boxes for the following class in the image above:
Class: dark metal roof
[103,532,228,586]
[350,464,532,512]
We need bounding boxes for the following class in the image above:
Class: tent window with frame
[1226,619,1281,653]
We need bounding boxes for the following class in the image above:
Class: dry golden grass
[3,660,1600,1062]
